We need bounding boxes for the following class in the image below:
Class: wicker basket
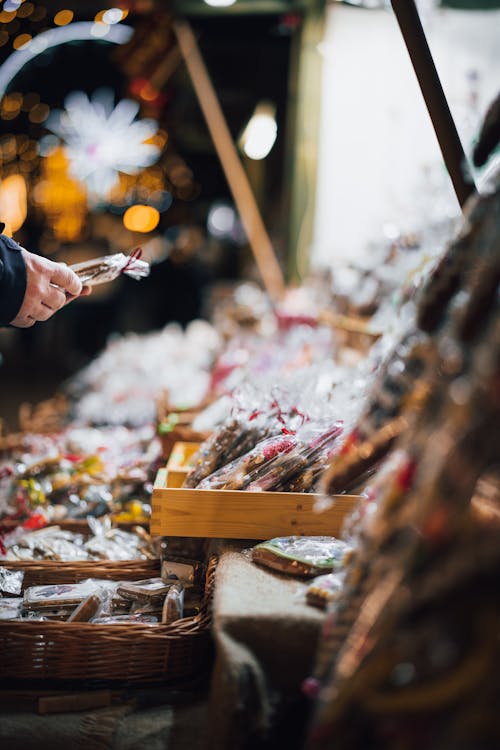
[0,520,159,589]
[1,557,161,590]
[0,555,217,686]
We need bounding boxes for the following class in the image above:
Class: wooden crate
[164,441,200,488]
[151,468,360,540]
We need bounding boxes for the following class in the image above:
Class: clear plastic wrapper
[0,597,23,620]
[91,613,158,625]
[161,557,204,586]
[0,424,160,523]
[67,592,104,622]
[247,535,351,578]
[0,566,24,595]
[116,578,172,604]
[247,421,344,493]
[191,394,233,434]
[0,519,158,563]
[23,578,117,611]
[196,433,298,491]
[67,321,220,428]
[161,583,185,624]
[70,250,150,286]
[183,375,326,489]
[305,571,345,609]
[183,410,275,489]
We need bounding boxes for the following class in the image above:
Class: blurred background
[0,0,498,426]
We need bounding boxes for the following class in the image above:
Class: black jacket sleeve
[0,232,27,326]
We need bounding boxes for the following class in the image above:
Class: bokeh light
[13,33,32,50]
[123,204,160,233]
[91,22,110,38]
[203,0,237,7]
[0,11,16,24]
[54,10,74,27]
[28,102,50,123]
[0,174,27,234]
[1,93,22,120]
[17,2,35,19]
[207,202,237,238]
[102,8,127,24]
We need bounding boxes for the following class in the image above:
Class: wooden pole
[391,0,476,210]
[173,18,286,301]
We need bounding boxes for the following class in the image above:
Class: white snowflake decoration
[45,87,161,201]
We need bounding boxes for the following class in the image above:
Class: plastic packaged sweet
[0,598,23,620]
[23,579,117,610]
[66,322,219,428]
[67,592,104,622]
[183,409,275,489]
[247,422,344,493]
[161,583,185,624]
[0,519,158,563]
[305,571,345,609]
[248,536,351,577]
[196,433,298,491]
[91,613,158,625]
[0,424,161,523]
[161,557,205,586]
[70,250,150,286]
[0,566,24,595]
[116,578,172,604]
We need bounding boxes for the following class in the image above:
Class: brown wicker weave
[0,554,217,685]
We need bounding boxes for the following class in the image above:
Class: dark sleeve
[0,232,27,326]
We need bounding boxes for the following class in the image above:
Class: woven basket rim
[0,554,217,633]
[2,558,159,571]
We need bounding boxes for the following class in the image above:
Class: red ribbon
[122,246,143,274]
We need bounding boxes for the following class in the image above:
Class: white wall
[310,3,500,269]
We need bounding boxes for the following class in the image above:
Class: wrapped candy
[196,433,298,491]
[248,536,351,578]
[70,249,150,286]
[247,421,344,493]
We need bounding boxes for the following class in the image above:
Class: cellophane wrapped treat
[246,420,344,493]
[183,384,283,488]
[196,433,299,490]
[0,517,158,563]
[247,536,351,578]
[0,424,160,523]
[70,250,150,286]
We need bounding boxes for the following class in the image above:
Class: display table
[0,684,209,750]
[206,546,325,750]
[0,545,326,750]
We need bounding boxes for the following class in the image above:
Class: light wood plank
[150,486,359,539]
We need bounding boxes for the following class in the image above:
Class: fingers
[65,284,92,304]
[46,283,68,310]
[9,313,36,328]
[10,249,86,329]
[49,262,83,296]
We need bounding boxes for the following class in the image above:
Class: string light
[0,22,133,101]
[239,101,277,160]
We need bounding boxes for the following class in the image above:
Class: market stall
[0,1,499,749]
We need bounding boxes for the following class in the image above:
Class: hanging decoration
[43,87,161,203]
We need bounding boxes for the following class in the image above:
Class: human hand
[10,248,91,328]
